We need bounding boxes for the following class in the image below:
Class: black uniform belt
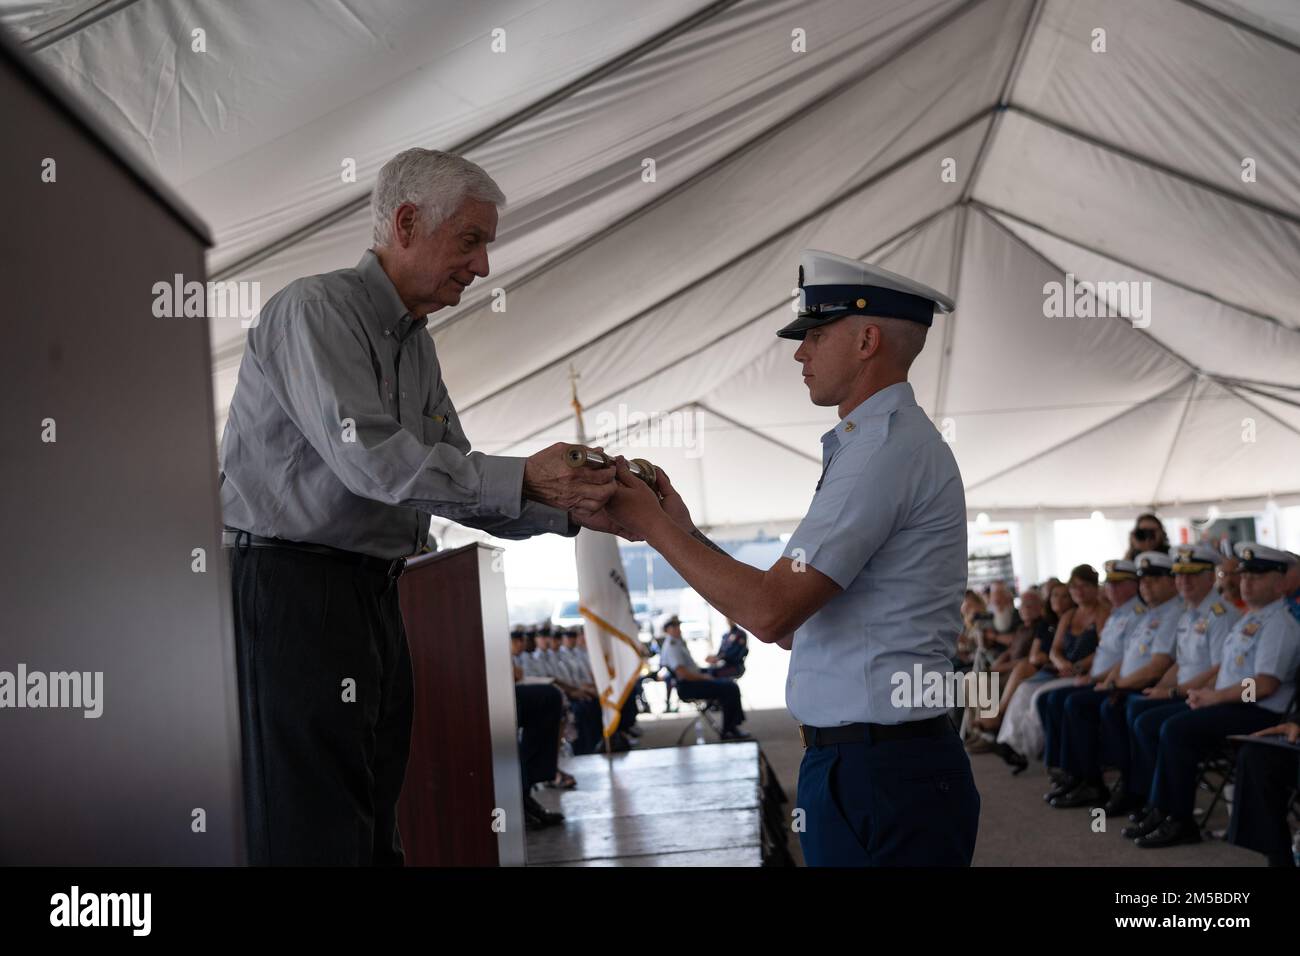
[798,715,953,749]
[222,528,405,579]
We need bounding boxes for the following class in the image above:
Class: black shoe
[719,728,753,741]
[625,725,642,738]
[1101,778,1143,817]
[1044,775,1078,802]
[995,743,1029,774]
[523,795,564,830]
[1121,808,1165,840]
[1134,816,1201,849]
[1050,782,1107,808]
[1127,805,1151,824]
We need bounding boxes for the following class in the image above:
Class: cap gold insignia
[1243,548,1254,559]
[855,298,867,309]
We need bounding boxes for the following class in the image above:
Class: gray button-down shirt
[782,382,967,726]
[220,250,573,559]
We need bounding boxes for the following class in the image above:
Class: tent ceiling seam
[1170,0,1300,57]
[1007,105,1300,229]
[26,0,140,51]
[971,204,1205,379]
[429,0,995,340]
[1221,383,1300,442]
[933,202,969,412]
[973,200,1295,332]
[692,402,823,466]
[474,204,958,455]
[455,110,993,417]
[961,0,1045,203]
[210,0,747,281]
[1150,376,1200,504]
[212,0,988,284]
[963,374,1197,494]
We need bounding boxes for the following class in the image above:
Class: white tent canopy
[12,0,1300,532]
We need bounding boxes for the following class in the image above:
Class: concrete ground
[599,705,1263,867]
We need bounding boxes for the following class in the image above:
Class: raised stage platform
[526,741,792,866]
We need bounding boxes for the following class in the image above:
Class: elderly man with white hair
[219,148,620,865]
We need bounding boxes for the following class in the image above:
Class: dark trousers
[796,729,980,866]
[570,697,604,754]
[515,684,563,788]
[676,677,744,732]
[1227,741,1300,866]
[230,545,413,865]
[1061,688,1133,782]
[1038,683,1093,768]
[1125,697,1187,801]
[1149,702,1277,821]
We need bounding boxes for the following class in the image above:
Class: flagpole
[570,365,615,763]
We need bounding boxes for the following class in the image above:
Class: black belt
[222,528,405,580]
[798,714,954,749]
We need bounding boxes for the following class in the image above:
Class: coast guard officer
[604,249,979,866]
[1113,544,1239,819]
[1130,542,1300,848]
[1039,559,1145,789]
[1049,550,1181,809]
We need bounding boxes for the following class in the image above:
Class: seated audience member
[1125,513,1170,562]
[987,580,1022,647]
[511,648,566,829]
[973,590,1050,736]
[1126,543,1300,849]
[1217,555,1247,612]
[1111,545,1240,817]
[1036,563,1141,790]
[1227,717,1300,866]
[563,626,643,740]
[1038,576,1062,603]
[1285,554,1300,624]
[706,619,749,678]
[994,580,1084,768]
[955,590,991,668]
[1048,552,1180,809]
[659,617,750,741]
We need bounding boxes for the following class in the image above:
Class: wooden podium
[396,543,525,866]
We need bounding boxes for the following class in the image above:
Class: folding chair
[663,671,725,745]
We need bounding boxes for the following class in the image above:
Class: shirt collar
[820,381,917,447]
[357,249,427,339]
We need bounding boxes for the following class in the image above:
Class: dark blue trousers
[676,678,744,732]
[1038,683,1094,769]
[1125,697,1187,801]
[1227,740,1300,866]
[796,730,980,866]
[1061,688,1137,781]
[1149,702,1278,820]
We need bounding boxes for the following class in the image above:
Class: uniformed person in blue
[1127,542,1300,848]
[1038,558,1144,790]
[1048,551,1182,809]
[604,249,979,866]
[1112,544,1239,820]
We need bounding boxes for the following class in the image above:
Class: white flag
[576,528,644,738]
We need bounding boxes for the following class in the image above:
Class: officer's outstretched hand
[523,442,616,512]
[605,457,668,540]
[654,467,696,532]
[1253,721,1300,744]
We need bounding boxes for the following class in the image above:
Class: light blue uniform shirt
[1214,598,1300,714]
[782,382,967,726]
[1119,595,1180,678]
[659,635,701,677]
[1173,590,1239,680]
[1090,596,1144,677]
